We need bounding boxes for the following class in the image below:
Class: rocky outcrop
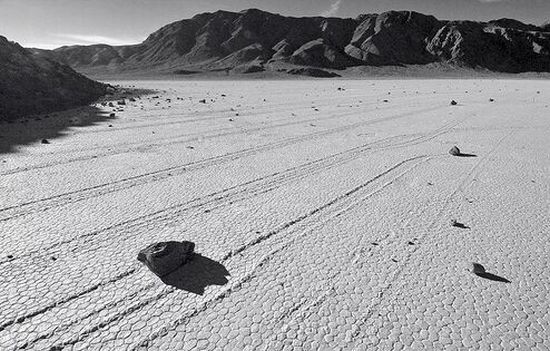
[30,9,550,73]
[345,11,440,65]
[287,67,341,78]
[0,36,107,120]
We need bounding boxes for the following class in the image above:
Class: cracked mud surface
[1,79,549,350]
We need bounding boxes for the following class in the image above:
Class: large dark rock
[137,241,195,277]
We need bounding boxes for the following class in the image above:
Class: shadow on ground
[456,152,478,157]
[161,254,230,295]
[472,263,511,283]
[0,105,115,154]
[474,271,511,283]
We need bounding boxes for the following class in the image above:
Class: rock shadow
[451,220,470,229]
[472,263,511,283]
[455,152,478,158]
[0,105,116,154]
[160,254,230,295]
[474,271,511,283]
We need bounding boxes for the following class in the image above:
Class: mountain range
[32,9,550,74]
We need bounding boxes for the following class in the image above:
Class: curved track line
[34,156,430,350]
[0,105,448,222]
[1,118,458,265]
[346,129,517,346]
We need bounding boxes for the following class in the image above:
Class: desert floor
[1,79,549,350]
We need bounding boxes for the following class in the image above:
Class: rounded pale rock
[449,146,461,156]
[137,241,195,277]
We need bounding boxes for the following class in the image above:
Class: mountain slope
[1,36,107,120]
[33,9,550,73]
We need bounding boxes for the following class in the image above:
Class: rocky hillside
[34,9,550,73]
[1,36,107,120]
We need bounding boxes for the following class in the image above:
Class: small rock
[489,98,494,102]
[108,102,114,107]
[109,113,115,117]
[199,99,206,103]
[117,100,126,105]
[41,139,50,144]
[472,263,486,274]
[137,241,195,277]
[450,100,458,106]
[449,146,461,156]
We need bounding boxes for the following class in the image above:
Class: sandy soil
[1,79,549,350]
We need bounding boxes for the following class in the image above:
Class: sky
[1,0,549,49]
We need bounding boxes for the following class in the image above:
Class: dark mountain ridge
[32,9,550,74]
[0,36,107,120]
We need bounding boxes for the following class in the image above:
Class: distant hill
[32,9,550,74]
[1,36,107,120]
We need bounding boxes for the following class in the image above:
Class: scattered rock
[117,100,126,105]
[137,241,195,277]
[449,146,461,156]
[108,102,115,107]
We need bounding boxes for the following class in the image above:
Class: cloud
[55,34,141,46]
[321,0,342,17]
